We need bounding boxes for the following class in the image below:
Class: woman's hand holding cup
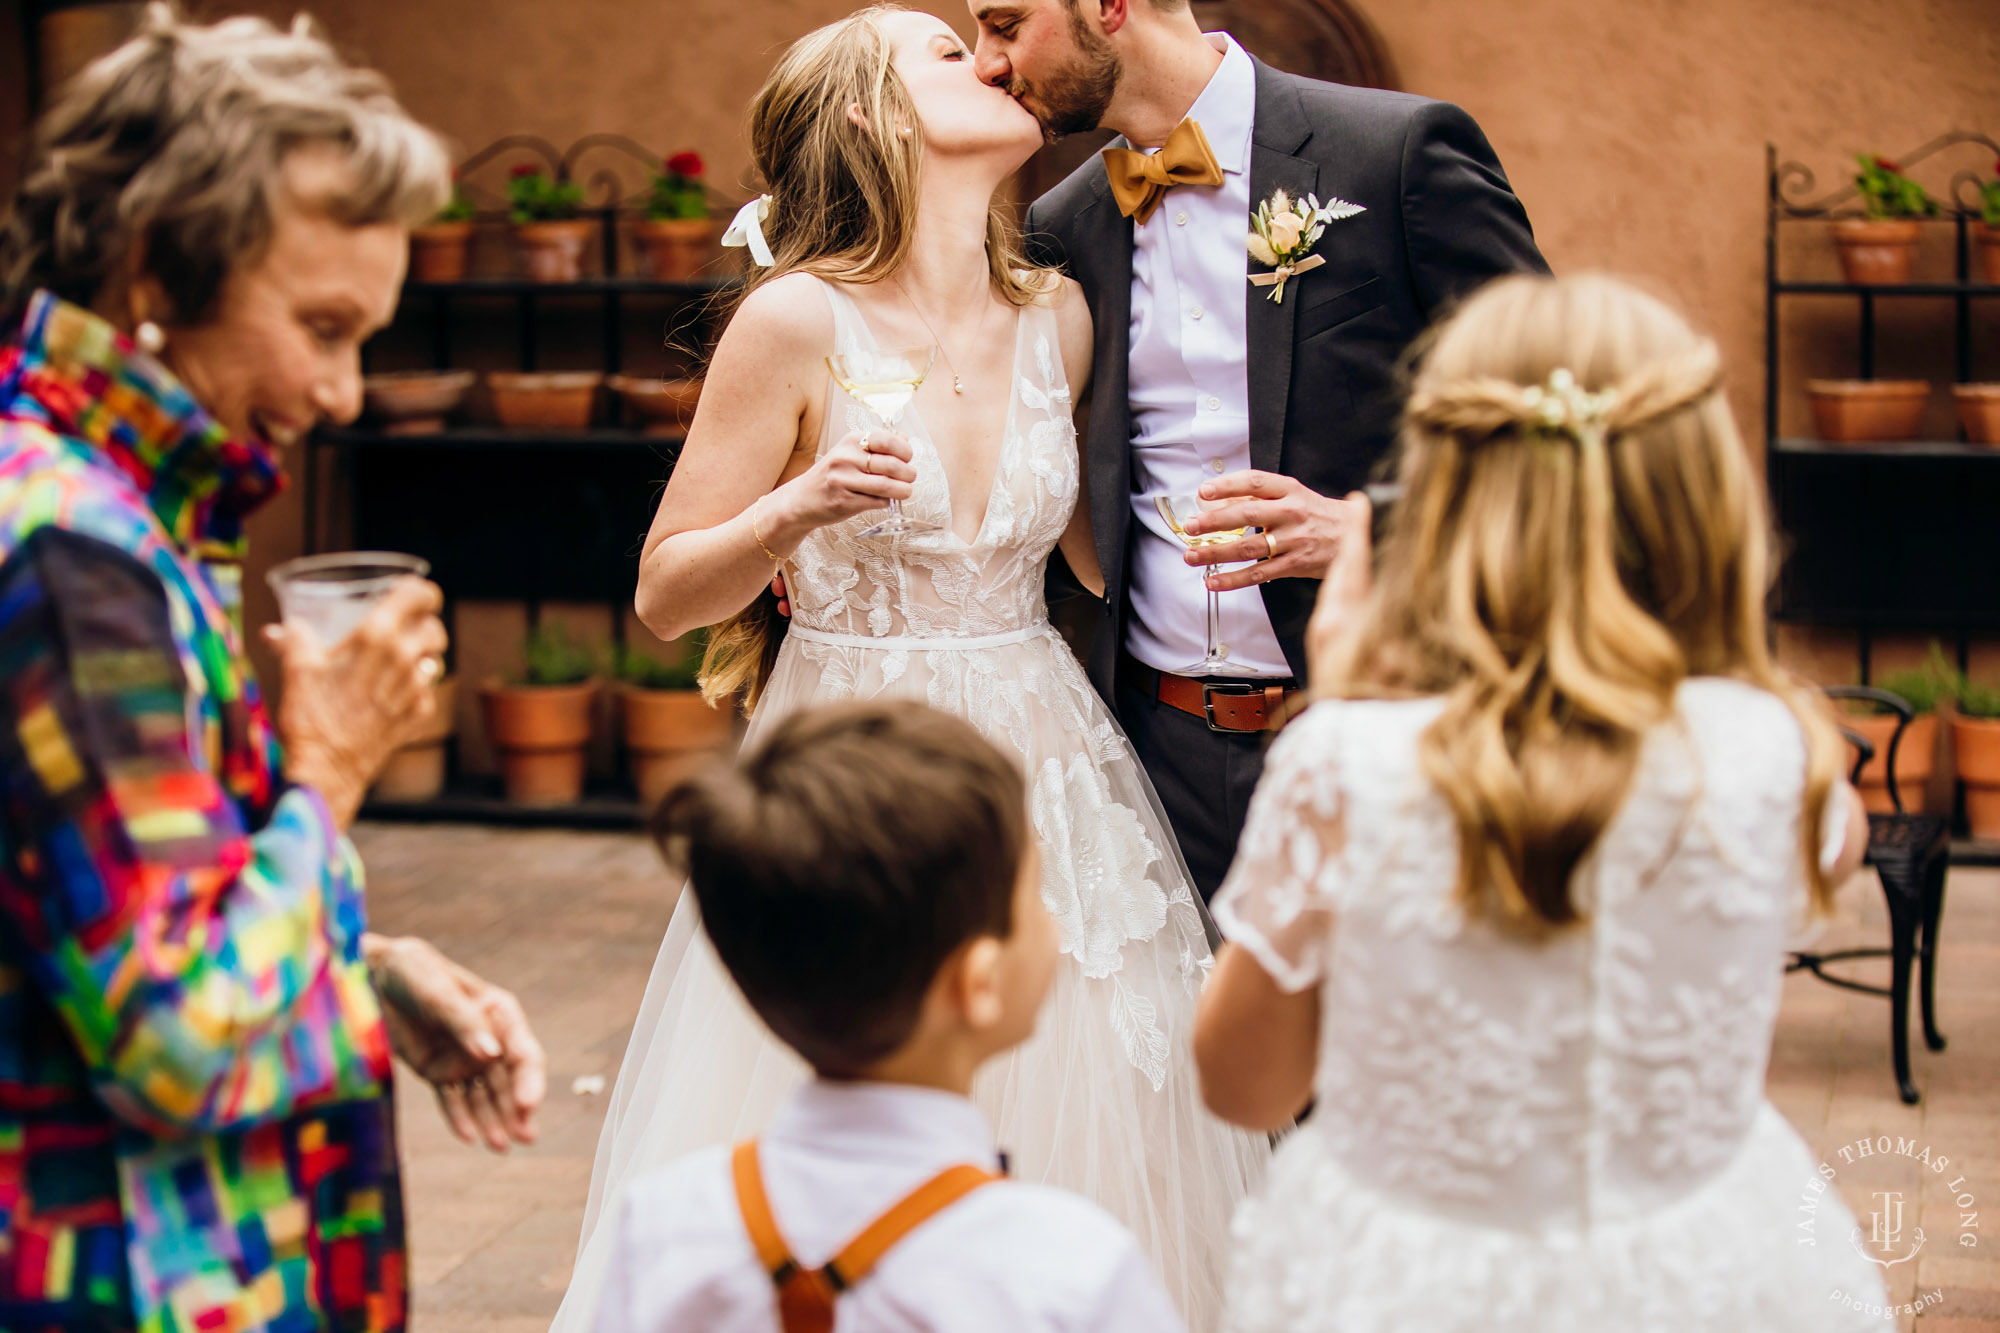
[269,577,448,826]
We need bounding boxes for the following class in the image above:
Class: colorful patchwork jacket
[0,292,406,1332]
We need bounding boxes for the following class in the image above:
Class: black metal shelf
[1773,437,2000,459]
[1763,134,2000,676]
[1775,281,2000,297]
[403,275,738,297]
[1950,839,2000,866]
[318,426,680,451]
[361,782,644,829]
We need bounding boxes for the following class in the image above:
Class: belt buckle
[1201,681,1262,734]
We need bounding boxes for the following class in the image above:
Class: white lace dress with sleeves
[1211,681,1890,1333]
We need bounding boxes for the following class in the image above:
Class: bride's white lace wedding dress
[1212,681,1890,1333]
[551,278,1267,1332]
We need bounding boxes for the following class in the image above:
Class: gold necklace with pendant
[894,276,994,394]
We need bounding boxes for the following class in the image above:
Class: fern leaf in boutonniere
[1248,189,1366,303]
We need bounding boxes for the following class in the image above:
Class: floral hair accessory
[1247,187,1364,303]
[723,195,775,267]
[1521,367,1618,447]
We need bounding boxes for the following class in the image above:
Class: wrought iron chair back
[1791,685,1950,1103]
[1824,684,1913,813]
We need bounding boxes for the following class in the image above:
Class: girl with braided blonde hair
[1194,274,1887,1332]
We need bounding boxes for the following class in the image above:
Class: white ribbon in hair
[722,195,775,268]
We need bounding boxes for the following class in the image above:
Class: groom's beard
[1012,22,1120,140]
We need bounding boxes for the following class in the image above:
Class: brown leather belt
[1119,650,1302,734]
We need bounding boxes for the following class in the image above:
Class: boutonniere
[1247,189,1365,303]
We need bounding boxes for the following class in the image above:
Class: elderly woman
[0,10,544,1332]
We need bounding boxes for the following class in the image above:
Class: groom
[970,0,1548,900]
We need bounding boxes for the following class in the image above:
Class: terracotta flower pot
[363,369,475,435]
[606,375,702,435]
[1844,711,1936,814]
[1830,218,1922,285]
[1953,384,2000,445]
[1976,222,2000,285]
[1952,713,2000,839]
[513,218,593,282]
[633,217,715,281]
[621,685,733,806]
[410,221,475,283]
[487,371,602,430]
[480,678,598,806]
[372,677,457,803]
[1807,380,1930,443]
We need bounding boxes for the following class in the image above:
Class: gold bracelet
[751,494,783,567]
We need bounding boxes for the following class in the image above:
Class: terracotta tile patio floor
[353,821,2000,1333]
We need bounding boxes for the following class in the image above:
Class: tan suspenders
[730,1139,1001,1333]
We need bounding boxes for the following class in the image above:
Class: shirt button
[1175,211,1189,226]
[1190,305,1204,321]
[1211,458,1227,474]
[1206,396,1222,411]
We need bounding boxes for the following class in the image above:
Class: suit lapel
[1072,162,1135,592]
[1246,60,1317,478]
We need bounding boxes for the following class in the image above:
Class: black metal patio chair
[1788,686,1950,1104]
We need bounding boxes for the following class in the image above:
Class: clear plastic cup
[266,551,430,649]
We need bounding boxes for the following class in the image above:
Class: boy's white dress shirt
[1125,32,1292,680]
[592,1080,1186,1333]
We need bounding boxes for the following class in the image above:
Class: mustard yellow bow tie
[1102,118,1224,225]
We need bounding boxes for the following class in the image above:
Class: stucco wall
[16,1,2000,746]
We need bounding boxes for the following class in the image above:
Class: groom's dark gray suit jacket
[1026,58,1549,696]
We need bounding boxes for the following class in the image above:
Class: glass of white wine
[826,345,939,539]
[1155,492,1256,674]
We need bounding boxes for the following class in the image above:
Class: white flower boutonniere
[1247,189,1365,303]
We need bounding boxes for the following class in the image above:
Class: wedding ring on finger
[416,656,442,684]
[1264,532,1279,561]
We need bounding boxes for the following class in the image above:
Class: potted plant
[508,163,590,282]
[1831,155,1937,285]
[605,374,701,434]
[1806,379,1930,443]
[616,632,732,806]
[372,675,457,802]
[1952,674,2000,840]
[1976,158,2000,284]
[1954,383,2000,445]
[633,150,714,281]
[1845,645,1952,813]
[480,623,600,805]
[410,174,477,282]
[486,370,603,429]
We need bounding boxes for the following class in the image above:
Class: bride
[551,6,1267,1329]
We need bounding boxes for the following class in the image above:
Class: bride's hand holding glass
[763,428,917,541]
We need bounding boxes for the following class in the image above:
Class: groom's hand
[1182,471,1355,590]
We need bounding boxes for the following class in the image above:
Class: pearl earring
[135,320,166,355]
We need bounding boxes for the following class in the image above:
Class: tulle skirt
[550,624,1268,1332]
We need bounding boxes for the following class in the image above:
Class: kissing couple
[553,3,1544,1328]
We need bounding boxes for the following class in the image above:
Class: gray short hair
[1,4,451,327]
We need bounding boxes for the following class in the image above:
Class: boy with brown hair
[590,702,1184,1333]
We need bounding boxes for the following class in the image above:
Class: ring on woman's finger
[1263,532,1279,561]
[416,656,442,683]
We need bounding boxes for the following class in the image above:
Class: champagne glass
[1155,493,1257,675]
[826,345,939,539]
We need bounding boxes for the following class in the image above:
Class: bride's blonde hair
[700,3,1054,711]
[1316,273,1842,931]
